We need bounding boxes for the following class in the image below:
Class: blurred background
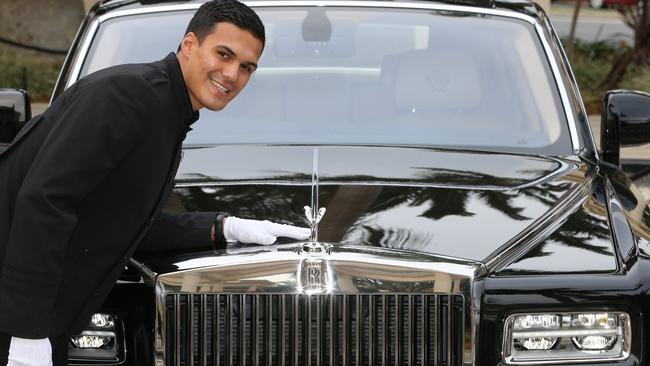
[0,0,92,102]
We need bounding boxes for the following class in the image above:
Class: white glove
[223,217,311,245]
[8,337,52,366]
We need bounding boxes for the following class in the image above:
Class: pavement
[549,2,622,18]
[33,102,48,115]
[548,3,633,43]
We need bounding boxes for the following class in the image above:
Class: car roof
[93,0,541,18]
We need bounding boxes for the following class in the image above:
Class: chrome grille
[164,294,464,366]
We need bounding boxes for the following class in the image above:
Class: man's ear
[179,32,198,57]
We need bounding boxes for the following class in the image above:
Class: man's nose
[222,62,239,82]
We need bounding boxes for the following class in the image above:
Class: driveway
[549,3,633,44]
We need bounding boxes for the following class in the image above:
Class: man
[0,1,309,364]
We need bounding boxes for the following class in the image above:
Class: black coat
[0,53,216,338]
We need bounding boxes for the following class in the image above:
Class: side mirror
[0,89,31,144]
[600,90,650,166]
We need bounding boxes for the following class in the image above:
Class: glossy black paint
[0,89,30,144]
[176,145,566,186]
[601,90,650,165]
[478,164,650,364]
[141,144,650,276]
[142,145,620,271]
[598,164,650,259]
[136,142,650,277]
[500,182,618,274]
[478,258,650,364]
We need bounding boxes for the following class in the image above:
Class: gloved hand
[8,336,52,366]
[223,217,311,245]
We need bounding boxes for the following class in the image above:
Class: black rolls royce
[2,0,650,364]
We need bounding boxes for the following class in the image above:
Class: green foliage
[564,39,650,113]
[619,64,650,91]
[572,39,623,59]
[0,54,63,102]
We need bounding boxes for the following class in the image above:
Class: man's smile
[210,77,231,95]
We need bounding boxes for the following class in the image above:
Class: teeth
[210,78,230,94]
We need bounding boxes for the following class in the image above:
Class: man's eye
[241,64,252,73]
[218,51,230,60]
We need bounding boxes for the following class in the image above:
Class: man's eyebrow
[216,45,236,57]
[216,45,258,70]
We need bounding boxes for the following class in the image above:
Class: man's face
[178,22,263,111]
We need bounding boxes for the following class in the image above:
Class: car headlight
[68,313,124,364]
[503,312,630,364]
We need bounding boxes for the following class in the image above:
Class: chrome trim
[175,155,577,192]
[65,18,99,89]
[201,295,208,366]
[173,295,180,366]
[533,21,580,153]
[73,330,116,337]
[512,329,620,338]
[176,179,560,191]
[538,6,599,156]
[66,0,581,152]
[128,257,157,285]
[153,244,481,365]
[516,157,578,190]
[163,292,465,365]
[604,177,638,268]
[483,177,593,273]
[470,277,484,366]
[81,1,539,25]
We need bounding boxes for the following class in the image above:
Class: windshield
[79,6,571,154]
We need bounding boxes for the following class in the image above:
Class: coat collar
[161,52,200,127]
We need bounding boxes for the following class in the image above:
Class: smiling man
[179,21,262,111]
[0,1,309,365]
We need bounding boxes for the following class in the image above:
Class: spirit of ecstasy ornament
[298,149,330,295]
[300,149,331,255]
[304,206,326,242]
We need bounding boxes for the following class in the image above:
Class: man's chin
[202,100,228,111]
[198,94,234,111]
[205,105,225,112]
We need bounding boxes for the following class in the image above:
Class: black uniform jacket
[0,53,217,338]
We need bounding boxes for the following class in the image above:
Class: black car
[2,0,650,364]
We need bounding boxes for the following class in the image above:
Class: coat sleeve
[136,211,217,254]
[0,74,155,338]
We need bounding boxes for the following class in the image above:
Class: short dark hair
[184,0,265,48]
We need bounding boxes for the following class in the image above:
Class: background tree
[601,0,650,89]
[566,0,583,56]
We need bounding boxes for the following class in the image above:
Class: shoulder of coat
[141,68,169,87]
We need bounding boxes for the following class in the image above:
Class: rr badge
[300,258,328,295]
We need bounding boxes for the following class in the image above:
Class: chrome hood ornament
[304,206,326,241]
[300,148,331,255]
